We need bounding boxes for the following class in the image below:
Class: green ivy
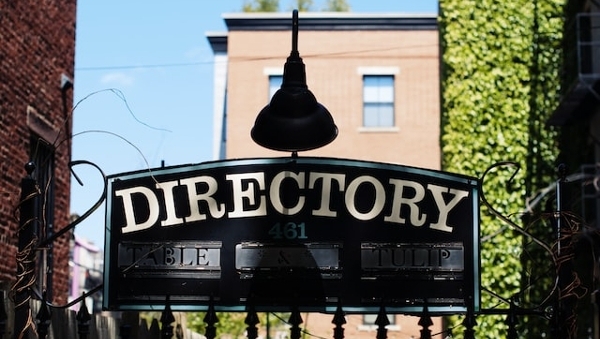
[439,0,564,337]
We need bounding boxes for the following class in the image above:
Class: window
[269,74,283,99]
[30,136,55,298]
[363,75,395,127]
[363,313,396,326]
[358,313,399,332]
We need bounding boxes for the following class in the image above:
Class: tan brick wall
[0,0,76,304]
[226,29,440,169]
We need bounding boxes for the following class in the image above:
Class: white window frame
[357,67,400,133]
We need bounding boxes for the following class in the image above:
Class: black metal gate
[2,160,596,339]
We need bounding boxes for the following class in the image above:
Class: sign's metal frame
[103,157,480,314]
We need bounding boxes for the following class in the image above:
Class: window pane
[363,76,379,102]
[378,85,394,103]
[363,103,379,127]
[379,104,394,126]
[269,75,283,99]
[363,86,379,103]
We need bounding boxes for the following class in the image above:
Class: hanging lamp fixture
[251,9,338,153]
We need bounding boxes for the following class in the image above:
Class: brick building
[0,0,76,308]
[208,12,441,167]
[207,11,444,338]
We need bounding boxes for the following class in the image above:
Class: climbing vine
[439,0,564,337]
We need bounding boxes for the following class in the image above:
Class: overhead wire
[74,42,440,72]
[75,20,568,72]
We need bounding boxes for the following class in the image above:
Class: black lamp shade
[250,10,338,152]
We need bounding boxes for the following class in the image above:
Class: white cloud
[184,46,207,60]
[100,72,134,86]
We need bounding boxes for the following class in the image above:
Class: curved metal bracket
[38,160,107,248]
[479,161,559,309]
[32,284,103,310]
[28,160,107,310]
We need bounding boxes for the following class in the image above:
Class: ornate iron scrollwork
[12,160,107,338]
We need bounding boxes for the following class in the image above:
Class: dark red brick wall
[0,0,76,304]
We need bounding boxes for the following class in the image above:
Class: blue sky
[71,0,438,247]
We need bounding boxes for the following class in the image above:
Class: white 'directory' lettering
[114,169,471,234]
[226,172,267,218]
[270,171,306,215]
[384,179,427,227]
[345,175,386,220]
[309,172,346,217]
[427,184,470,233]
[116,186,160,234]
[179,176,226,222]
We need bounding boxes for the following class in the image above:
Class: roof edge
[223,12,438,31]
[206,32,228,53]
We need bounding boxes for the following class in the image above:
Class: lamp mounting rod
[292,9,298,53]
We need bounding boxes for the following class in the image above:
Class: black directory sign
[103,157,480,314]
